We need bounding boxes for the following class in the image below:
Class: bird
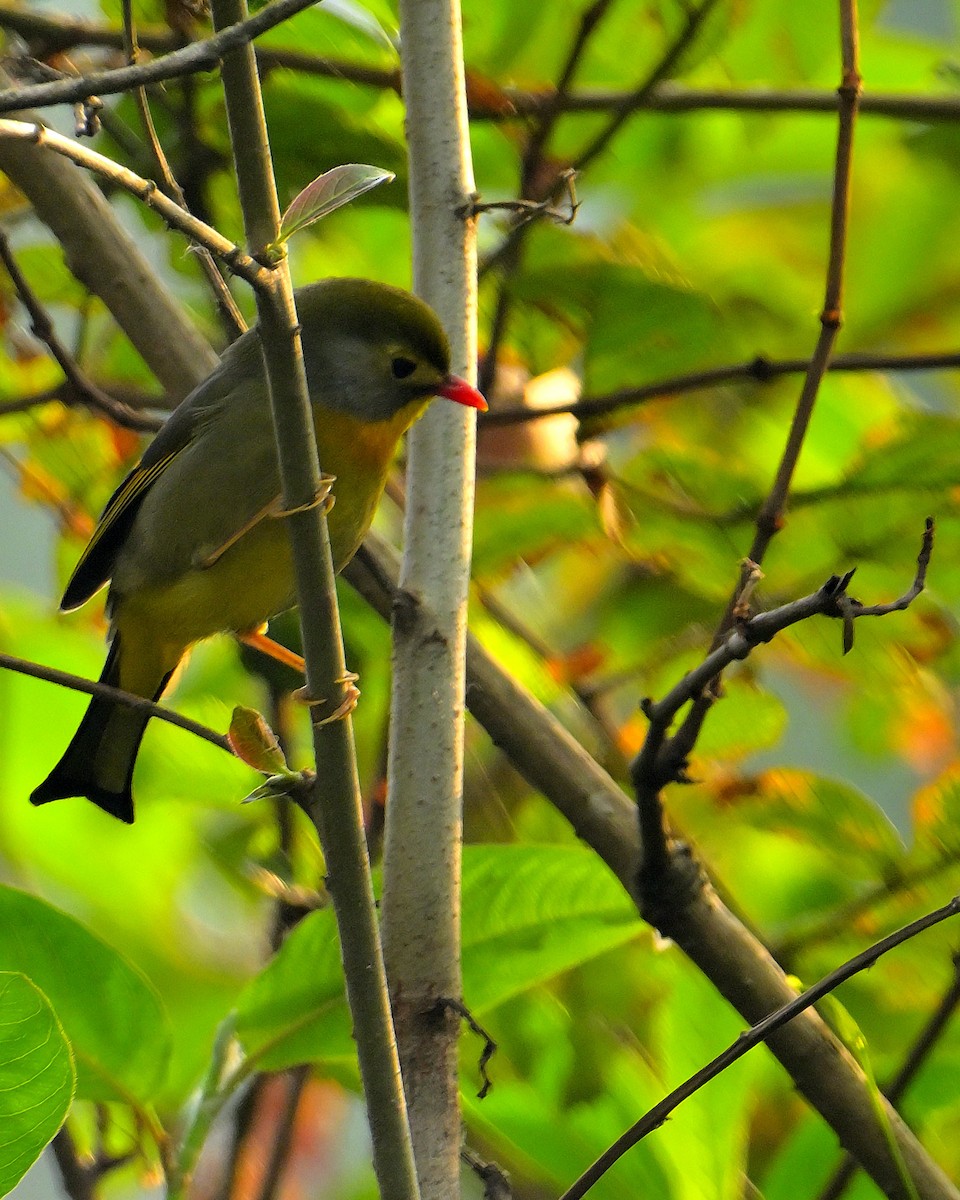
[30,277,486,824]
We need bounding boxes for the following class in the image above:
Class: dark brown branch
[0,2,957,125]
[0,229,158,431]
[632,519,932,883]
[560,895,960,1200]
[818,951,960,1200]
[480,348,960,426]
[0,0,318,113]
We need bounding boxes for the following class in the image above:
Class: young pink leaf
[277,165,395,244]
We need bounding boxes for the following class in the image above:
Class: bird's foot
[271,474,337,519]
[295,670,361,725]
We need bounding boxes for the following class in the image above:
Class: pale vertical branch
[382,0,479,1195]
[205,3,419,1199]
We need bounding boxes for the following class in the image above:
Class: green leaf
[745,770,905,879]
[460,845,643,1014]
[0,887,170,1103]
[236,845,641,1072]
[323,0,398,53]
[234,905,352,1073]
[276,165,396,246]
[0,973,74,1195]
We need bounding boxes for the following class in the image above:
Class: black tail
[30,637,171,824]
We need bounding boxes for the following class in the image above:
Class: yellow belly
[111,401,428,697]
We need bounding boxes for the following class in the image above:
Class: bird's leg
[296,672,361,725]
[194,476,336,569]
[238,625,306,673]
[195,497,283,569]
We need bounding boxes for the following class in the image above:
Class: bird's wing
[59,366,234,612]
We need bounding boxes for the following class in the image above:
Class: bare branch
[347,534,960,1200]
[0,5,957,125]
[561,894,960,1200]
[480,348,960,426]
[0,228,158,431]
[819,951,960,1200]
[0,651,231,753]
[118,0,246,339]
[0,118,269,285]
[0,0,317,113]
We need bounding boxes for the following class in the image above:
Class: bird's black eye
[391,356,417,380]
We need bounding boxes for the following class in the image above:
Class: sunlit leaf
[235,845,642,1071]
[322,0,398,54]
[0,973,74,1195]
[0,888,170,1103]
[276,165,396,248]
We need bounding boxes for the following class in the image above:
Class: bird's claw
[271,475,337,519]
[295,670,360,725]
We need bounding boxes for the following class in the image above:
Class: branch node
[637,840,706,932]
[456,190,482,219]
[820,306,842,329]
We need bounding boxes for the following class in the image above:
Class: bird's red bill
[440,374,487,411]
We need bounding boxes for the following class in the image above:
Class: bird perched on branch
[31,278,486,824]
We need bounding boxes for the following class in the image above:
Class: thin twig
[0,119,269,286]
[630,1,865,875]
[480,348,960,426]
[0,0,317,113]
[480,0,722,282]
[0,651,232,753]
[737,1,863,594]
[817,951,960,1200]
[119,0,246,339]
[253,1067,311,1200]
[776,852,960,963]
[0,230,158,431]
[572,0,722,175]
[477,1,615,397]
[632,519,931,881]
[212,1078,263,1200]
[482,1,718,390]
[559,894,960,1200]
[0,3,958,125]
